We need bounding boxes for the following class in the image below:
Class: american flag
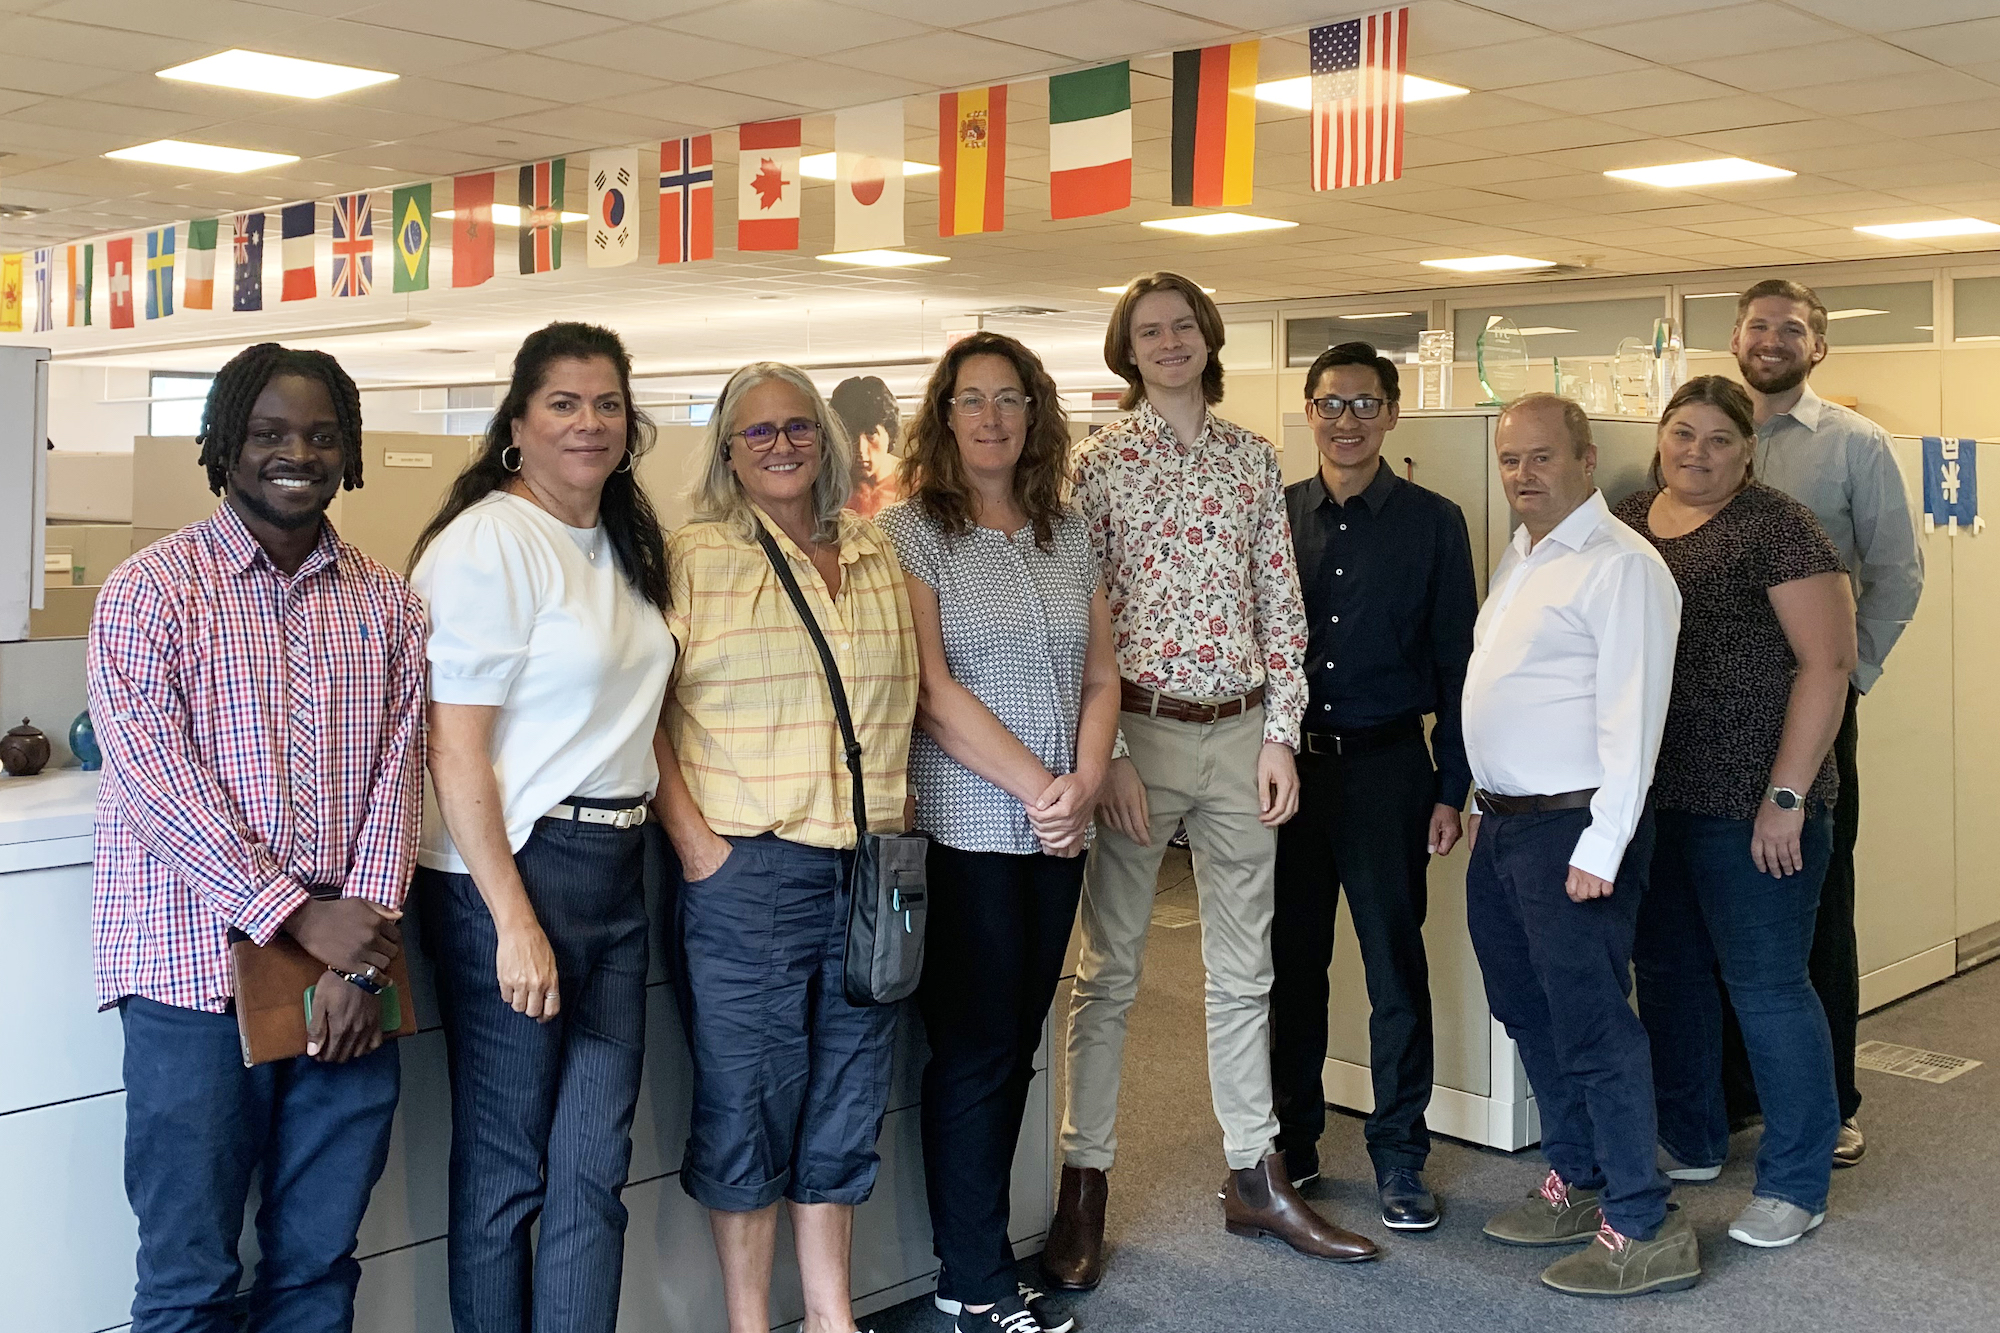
[660,135,715,264]
[1310,7,1408,191]
[331,192,374,297]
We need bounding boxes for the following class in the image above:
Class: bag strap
[756,523,870,839]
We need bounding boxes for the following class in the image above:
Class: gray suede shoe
[1540,1207,1701,1298]
[1728,1196,1825,1248]
[1483,1170,1602,1247]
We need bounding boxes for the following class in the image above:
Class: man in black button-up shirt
[1269,341,1478,1233]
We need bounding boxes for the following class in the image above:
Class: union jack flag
[659,135,714,265]
[331,193,374,298]
[1310,7,1408,191]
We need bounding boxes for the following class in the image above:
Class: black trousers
[1270,731,1435,1175]
[918,842,1087,1305]
[1724,685,1863,1124]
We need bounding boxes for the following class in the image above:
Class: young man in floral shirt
[1043,273,1381,1292]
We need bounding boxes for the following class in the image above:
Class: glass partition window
[1684,280,1934,350]
[1451,296,1665,362]
[1286,310,1429,367]
[1953,275,2000,341]
[149,373,212,436]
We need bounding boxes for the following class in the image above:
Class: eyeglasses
[1308,394,1388,421]
[948,391,1032,418]
[733,418,821,451]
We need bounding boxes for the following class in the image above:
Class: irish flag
[939,85,1007,237]
[183,218,218,310]
[1049,62,1131,220]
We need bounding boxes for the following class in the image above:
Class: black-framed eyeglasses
[1307,394,1387,421]
[948,390,1032,418]
[733,418,821,451]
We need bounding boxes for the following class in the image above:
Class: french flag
[281,202,316,301]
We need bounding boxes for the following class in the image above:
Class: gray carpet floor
[872,850,2000,1333]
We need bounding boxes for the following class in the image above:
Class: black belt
[1300,714,1423,758]
[1473,788,1597,817]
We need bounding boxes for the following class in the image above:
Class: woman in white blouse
[408,322,675,1333]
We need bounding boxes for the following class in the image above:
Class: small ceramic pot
[1,719,52,777]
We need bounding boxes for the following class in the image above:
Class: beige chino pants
[1060,704,1281,1173]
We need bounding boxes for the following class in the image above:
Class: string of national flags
[0,9,1407,335]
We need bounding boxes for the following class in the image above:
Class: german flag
[1171,41,1259,208]
[938,84,1007,237]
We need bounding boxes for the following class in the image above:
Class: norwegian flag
[659,135,715,265]
[1310,7,1408,191]
[331,193,374,297]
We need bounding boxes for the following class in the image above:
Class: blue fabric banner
[1921,437,1983,536]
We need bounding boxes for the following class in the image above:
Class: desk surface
[0,768,97,869]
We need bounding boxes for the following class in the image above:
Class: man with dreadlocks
[86,343,426,1333]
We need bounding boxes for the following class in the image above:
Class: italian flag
[1049,62,1131,220]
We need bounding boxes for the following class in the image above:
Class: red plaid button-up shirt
[87,504,426,1013]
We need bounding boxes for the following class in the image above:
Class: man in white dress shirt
[1461,395,1695,1298]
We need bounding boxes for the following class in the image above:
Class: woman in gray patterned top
[877,332,1119,1333]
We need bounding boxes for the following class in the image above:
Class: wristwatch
[333,965,386,996]
[1765,785,1804,812]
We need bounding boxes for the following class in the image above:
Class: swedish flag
[392,183,431,293]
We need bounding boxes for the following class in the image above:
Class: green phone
[303,982,404,1033]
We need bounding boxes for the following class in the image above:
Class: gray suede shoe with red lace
[1483,1169,1603,1247]
[1540,1206,1701,1298]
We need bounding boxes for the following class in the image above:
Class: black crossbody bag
[757,524,929,1006]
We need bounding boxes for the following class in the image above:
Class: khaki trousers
[1060,705,1281,1172]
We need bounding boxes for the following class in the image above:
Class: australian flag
[1922,437,1983,536]
[233,212,265,312]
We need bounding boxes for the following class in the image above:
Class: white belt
[544,801,649,829]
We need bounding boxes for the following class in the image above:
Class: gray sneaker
[1483,1170,1602,1246]
[1727,1196,1825,1248]
[1657,1143,1721,1182]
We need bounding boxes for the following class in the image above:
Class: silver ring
[545,991,558,1002]
[360,965,381,984]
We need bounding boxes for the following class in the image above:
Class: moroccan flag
[145,226,176,320]
[834,100,904,253]
[659,136,714,264]
[938,85,1007,237]
[31,248,53,332]
[331,193,373,297]
[1049,62,1131,220]
[233,213,265,312]
[0,254,19,332]
[281,202,316,301]
[107,237,136,329]
[1172,41,1258,208]
[452,173,495,288]
[392,184,431,292]
[519,158,565,274]
[67,243,91,327]
[183,218,218,310]
[737,119,801,252]
[588,150,638,268]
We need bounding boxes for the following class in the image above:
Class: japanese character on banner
[1922,436,1984,536]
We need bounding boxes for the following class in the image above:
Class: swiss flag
[106,236,135,330]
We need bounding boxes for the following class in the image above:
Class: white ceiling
[6,0,2000,386]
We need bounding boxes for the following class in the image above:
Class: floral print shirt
[1074,399,1309,749]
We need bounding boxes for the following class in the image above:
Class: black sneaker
[953,1293,1049,1333]
[937,1284,1073,1333]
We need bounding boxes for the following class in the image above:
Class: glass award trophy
[1651,316,1687,410]
[1475,317,1528,405]
[1614,337,1655,416]
[1417,329,1453,409]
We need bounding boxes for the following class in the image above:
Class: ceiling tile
[0,15,212,70]
[542,25,774,81]
[827,31,1056,89]
[1515,68,1742,116]
[1575,3,1846,66]
[700,59,930,112]
[1884,16,2000,66]
[588,84,808,130]
[433,52,663,104]
[1597,95,1813,137]
[1788,0,2000,32]
[267,20,505,76]
[1685,37,1944,92]
[967,1,1234,63]
[348,1,625,48]
[1414,36,1652,91]
[1464,0,1737,30]
[1775,68,2000,116]
[0,57,134,98]
[665,0,929,57]
[343,79,561,124]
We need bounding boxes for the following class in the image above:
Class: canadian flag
[737,118,801,252]
[106,235,135,329]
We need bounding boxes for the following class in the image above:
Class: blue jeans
[673,833,897,1212]
[1636,808,1837,1214]
[120,995,400,1333]
[419,814,651,1333]
[1465,807,1669,1238]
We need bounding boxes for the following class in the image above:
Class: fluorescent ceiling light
[437,204,589,225]
[1421,255,1555,273]
[104,139,298,173]
[1855,218,2000,240]
[817,249,949,267]
[1140,212,1297,236]
[1824,308,1889,320]
[1515,326,1579,336]
[1604,157,1794,187]
[1254,73,1467,110]
[1339,311,1414,319]
[156,49,397,99]
[1098,283,1215,294]
[798,152,939,180]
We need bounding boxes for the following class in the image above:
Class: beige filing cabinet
[1279,409,1662,1151]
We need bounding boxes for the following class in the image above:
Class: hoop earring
[500,445,522,473]
[615,450,634,475]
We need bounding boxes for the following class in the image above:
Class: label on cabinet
[382,452,433,469]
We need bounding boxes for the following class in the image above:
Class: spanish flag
[1171,41,1258,208]
[938,85,1007,237]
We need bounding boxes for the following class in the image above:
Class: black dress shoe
[1377,1168,1439,1231]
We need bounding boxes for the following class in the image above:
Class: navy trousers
[419,813,650,1333]
[120,994,399,1333]
[1465,806,1670,1239]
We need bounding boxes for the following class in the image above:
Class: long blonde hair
[689,361,855,544]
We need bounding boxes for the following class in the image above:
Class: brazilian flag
[392,183,431,293]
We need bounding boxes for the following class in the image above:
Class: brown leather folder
[229,924,416,1067]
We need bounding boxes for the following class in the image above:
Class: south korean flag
[589,150,639,268]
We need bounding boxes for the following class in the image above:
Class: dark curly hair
[197,343,364,496]
[898,331,1071,550]
[409,322,669,610]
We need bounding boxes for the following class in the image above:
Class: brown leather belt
[1119,679,1265,725]
[1474,788,1598,817]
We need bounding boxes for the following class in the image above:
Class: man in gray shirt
[1727,277,1924,1169]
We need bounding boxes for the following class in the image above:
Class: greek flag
[1921,437,1983,536]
